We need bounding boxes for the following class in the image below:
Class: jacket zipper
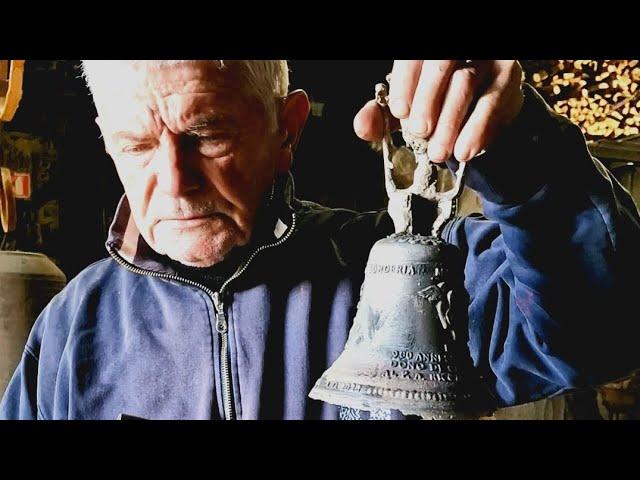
[107,212,297,420]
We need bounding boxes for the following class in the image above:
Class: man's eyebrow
[110,131,154,142]
[186,115,237,132]
[108,115,238,142]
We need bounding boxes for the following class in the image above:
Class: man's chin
[156,230,245,268]
[171,254,226,268]
[164,242,233,267]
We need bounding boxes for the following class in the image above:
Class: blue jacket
[2,85,640,420]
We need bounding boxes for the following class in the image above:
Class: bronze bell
[308,82,494,419]
[309,231,492,419]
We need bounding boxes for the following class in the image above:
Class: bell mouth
[309,338,494,420]
[309,372,492,420]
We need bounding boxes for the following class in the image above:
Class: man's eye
[193,135,233,156]
[195,133,231,144]
[122,144,154,154]
[198,135,222,144]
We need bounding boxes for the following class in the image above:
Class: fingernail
[389,98,409,118]
[460,148,486,161]
[428,142,448,162]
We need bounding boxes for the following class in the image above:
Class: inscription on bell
[390,360,457,373]
[386,349,459,383]
[382,370,458,383]
[366,263,429,275]
[391,350,451,362]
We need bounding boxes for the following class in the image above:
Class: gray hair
[80,60,290,131]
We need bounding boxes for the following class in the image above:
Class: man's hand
[353,60,525,163]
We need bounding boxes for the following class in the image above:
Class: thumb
[353,99,401,142]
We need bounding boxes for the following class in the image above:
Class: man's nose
[154,131,200,196]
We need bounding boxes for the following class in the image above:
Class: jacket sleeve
[447,83,640,407]
[0,345,40,420]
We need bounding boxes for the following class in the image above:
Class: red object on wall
[11,172,30,199]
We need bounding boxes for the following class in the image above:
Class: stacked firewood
[521,60,640,140]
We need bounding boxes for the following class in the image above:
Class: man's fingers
[355,60,524,160]
[454,88,506,162]
[354,99,400,142]
[427,63,489,162]
[407,60,457,138]
[388,60,422,119]
[454,62,523,161]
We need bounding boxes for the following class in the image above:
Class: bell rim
[309,377,494,420]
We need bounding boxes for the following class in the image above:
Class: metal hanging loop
[375,82,467,237]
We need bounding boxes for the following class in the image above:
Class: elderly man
[1,60,639,420]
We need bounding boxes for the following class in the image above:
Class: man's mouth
[160,213,220,229]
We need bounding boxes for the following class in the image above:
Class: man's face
[93,61,285,267]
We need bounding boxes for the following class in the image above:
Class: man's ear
[280,89,310,152]
[275,90,310,174]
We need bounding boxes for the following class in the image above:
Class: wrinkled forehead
[86,60,251,117]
